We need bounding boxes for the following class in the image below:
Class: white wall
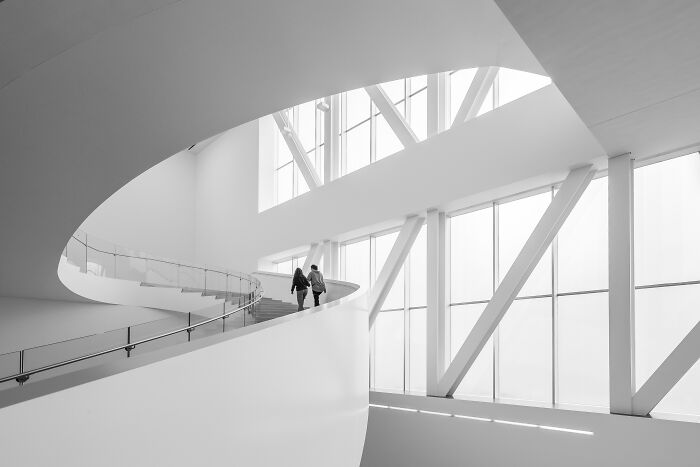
[361,392,700,467]
[194,120,260,272]
[80,150,197,262]
[0,294,369,467]
[0,296,180,355]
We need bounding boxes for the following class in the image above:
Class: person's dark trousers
[313,291,322,307]
[296,289,307,311]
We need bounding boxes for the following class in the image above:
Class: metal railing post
[187,313,192,342]
[126,327,133,357]
[15,350,29,386]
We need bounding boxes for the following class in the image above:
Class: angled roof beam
[368,216,424,327]
[302,243,324,272]
[437,165,595,396]
[364,85,419,148]
[632,321,700,416]
[272,111,321,189]
[451,66,499,128]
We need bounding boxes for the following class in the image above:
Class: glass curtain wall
[340,225,427,393]
[448,178,609,409]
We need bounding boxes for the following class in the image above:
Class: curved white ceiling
[0,0,546,300]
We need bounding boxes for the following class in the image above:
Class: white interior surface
[362,392,700,467]
[0,297,180,355]
[0,297,369,467]
[80,150,197,262]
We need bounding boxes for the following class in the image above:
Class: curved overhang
[0,0,551,300]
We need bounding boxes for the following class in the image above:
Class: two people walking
[290,264,327,311]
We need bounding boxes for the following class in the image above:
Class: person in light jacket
[291,267,310,311]
[307,264,327,307]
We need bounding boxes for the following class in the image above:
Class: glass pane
[409,225,427,308]
[499,191,552,297]
[634,153,700,286]
[374,309,404,392]
[375,114,403,161]
[345,121,370,175]
[477,84,494,116]
[86,235,115,278]
[276,260,293,275]
[558,177,608,293]
[410,74,427,92]
[450,68,477,125]
[450,304,493,399]
[376,232,404,310]
[0,351,19,391]
[276,126,293,167]
[343,239,370,292]
[409,89,427,141]
[499,297,552,404]
[380,78,406,106]
[345,88,371,129]
[295,100,316,151]
[276,163,293,204]
[558,293,609,408]
[408,308,426,393]
[450,207,493,303]
[295,165,309,196]
[636,284,700,417]
[497,68,551,106]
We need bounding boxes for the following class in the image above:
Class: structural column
[608,153,636,415]
[323,95,340,184]
[322,240,340,280]
[426,209,448,396]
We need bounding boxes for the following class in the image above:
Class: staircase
[254,297,300,323]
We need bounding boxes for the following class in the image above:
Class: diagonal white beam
[302,243,324,272]
[437,165,595,396]
[272,111,321,189]
[632,321,700,416]
[364,85,419,148]
[368,216,424,327]
[451,66,499,128]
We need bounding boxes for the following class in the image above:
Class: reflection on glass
[409,89,427,141]
[295,100,317,151]
[345,88,371,129]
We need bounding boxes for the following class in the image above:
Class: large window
[341,224,427,393]
[634,152,700,418]
[448,177,609,408]
[265,68,551,207]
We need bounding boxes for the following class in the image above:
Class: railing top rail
[0,293,263,385]
[68,232,260,286]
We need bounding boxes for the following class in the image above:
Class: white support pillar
[632,321,700,416]
[608,152,636,415]
[323,95,340,184]
[368,216,425,327]
[322,240,340,280]
[451,67,498,128]
[426,209,448,396]
[302,243,324,272]
[364,85,419,148]
[427,73,448,137]
[437,166,595,396]
[272,111,321,189]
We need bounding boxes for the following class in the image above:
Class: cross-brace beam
[272,111,321,190]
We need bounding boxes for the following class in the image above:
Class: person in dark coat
[291,267,310,311]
